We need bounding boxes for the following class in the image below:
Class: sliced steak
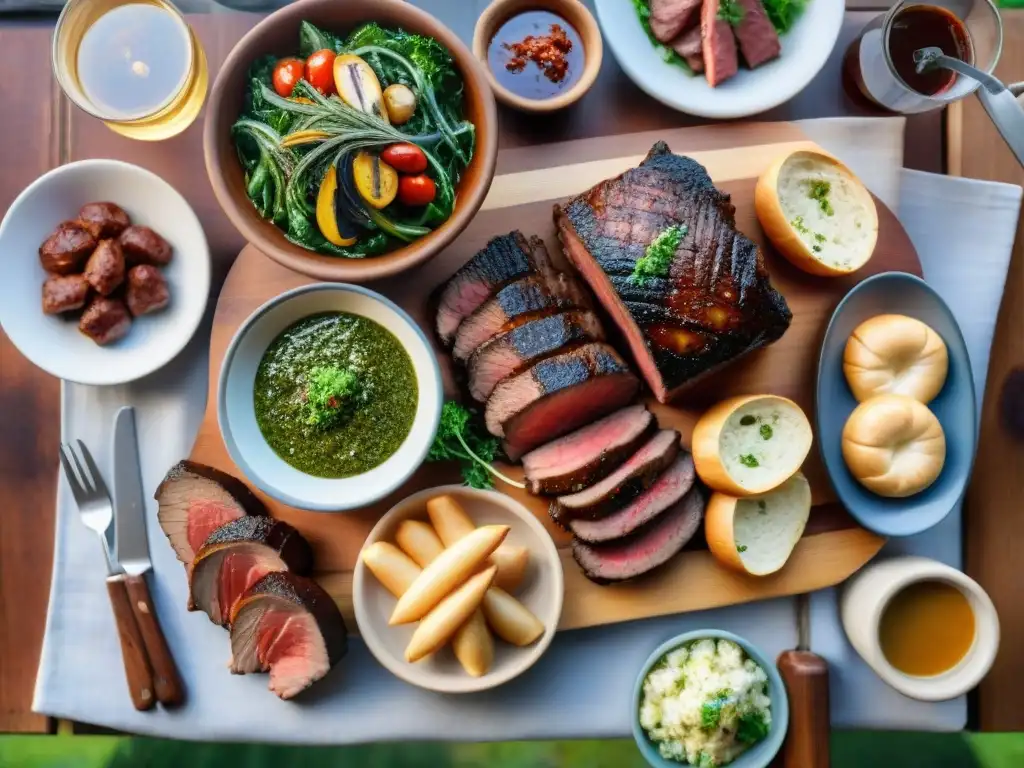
[570,453,696,542]
[555,142,792,403]
[155,460,269,565]
[188,516,312,627]
[572,485,705,583]
[672,26,705,73]
[435,232,552,346]
[486,343,640,461]
[650,0,704,43]
[452,271,592,363]
[467,310,604,401]
[734,0,781,68]
[230,572,347,700]
[701,0,739,86]
[550,429,681,522]
[521,404,655,495]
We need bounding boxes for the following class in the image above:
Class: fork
[59,440,156,712]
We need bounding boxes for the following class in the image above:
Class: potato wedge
[481,586,545,646]
[390,525,509,625]
[427,495,476,544]
[490,544,529,592]
[361,542,422,598]
[451,609,494,677]
[405,566,497,663]
[394,519,445,567]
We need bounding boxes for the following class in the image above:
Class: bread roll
[844,314,948,404]
[842,395,946,498]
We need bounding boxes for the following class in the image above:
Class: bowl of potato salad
[632,630,788,768]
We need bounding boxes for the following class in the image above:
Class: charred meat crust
[197,516,313,575]
[155,461,269,516]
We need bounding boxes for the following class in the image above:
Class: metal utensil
[915,46,1024,167]
[112,407,185,707]
[58,439,155,711]
[777,593,831,767]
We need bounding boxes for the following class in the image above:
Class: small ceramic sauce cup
[840,555,999,701]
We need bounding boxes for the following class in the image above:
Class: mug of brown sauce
[843,0,1002,113]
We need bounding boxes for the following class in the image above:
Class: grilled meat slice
[555,142,792,403]
[650,0,704,42]
[126,264,170,316]
[701,0,739,86]
[467,310,604,402]
[521,405,655,495]
[734,0,781,68]
[230,572,347,700]
[79,296,131,345]
[42,274,90,315]
[78,202,130,239]
[40,221,96,275]
[550,429,681,523]
[569,453,696,542]
[189,516,312,627]
[671,26,705,73]
[83,238,126,296]
[435,231,552,346]
[572,485,705,583]
[119,225,172,266]
[486,343,640,461]
[155,460,269,564]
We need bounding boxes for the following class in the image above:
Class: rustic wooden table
[0,2,1019,735]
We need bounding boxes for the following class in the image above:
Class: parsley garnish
[427,401,525,490]
[791,216,810,234]
[737,711,771,744]
[740,415,757,426]
[701,690,732,729]
[630,224,686,286]
[717,0,745,26]
[739,454,760,468]
[807,180,834,216]
[812,244,822,253]
[760,424,773,440]
[763,0,810,33]
[813,232,827,243]
[737,544,748,553]
[304,366,359,427]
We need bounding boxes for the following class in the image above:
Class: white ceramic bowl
[840,555,1000,701]
[594,0,845,118]
[353,485,564,693]
[0,159,210,385]
[217,283,443,512]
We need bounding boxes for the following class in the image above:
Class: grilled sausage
[42,274,90,315]
[78,202,130,239]
[83,239,125,296]
[39,221,96,275]
[79,296,132,345]
[125,264,170,316]
[119,225,172,266]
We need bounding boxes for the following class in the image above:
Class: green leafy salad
[233,21,475,258]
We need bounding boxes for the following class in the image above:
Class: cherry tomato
[398,174,437,207]
[381,143,428,174]
[272,58,305,97]
[305,49,337,95]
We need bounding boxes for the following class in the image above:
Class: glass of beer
[843,0,1002,114]
[51,0,209,141]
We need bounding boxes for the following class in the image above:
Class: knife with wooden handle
[777,592,831,768]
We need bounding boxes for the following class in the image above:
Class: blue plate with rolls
[816,271,977,537]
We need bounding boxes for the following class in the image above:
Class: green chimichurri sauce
[253,312,418,478]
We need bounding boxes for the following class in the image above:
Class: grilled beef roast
[550,429,680,523]
[569,453,696,542]
[734,0,781,68]
[229,572,347,700]
[189,517,313,627]
[555,142,792,403]
[701,0,739,86]
[467,310,604,402]
[572,485,705,582]
[650,0,704,42]
[452,269,592,363]
[521,404,655,495]
[435,231,551,346]
[486,343,640,461]
[672,26,705,73]
[155,461,269,564]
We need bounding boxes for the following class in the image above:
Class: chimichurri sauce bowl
[218,283,442,512]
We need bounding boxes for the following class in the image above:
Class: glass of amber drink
[51,0,208,140]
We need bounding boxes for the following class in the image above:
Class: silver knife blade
[796,591,811,652]
[112,406,151,576]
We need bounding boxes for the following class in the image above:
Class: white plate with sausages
[0,159,210,385]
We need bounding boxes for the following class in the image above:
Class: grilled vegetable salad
[233,21,475,258]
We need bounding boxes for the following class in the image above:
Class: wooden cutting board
[190,121,919,632]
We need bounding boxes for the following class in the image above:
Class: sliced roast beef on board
[229,572,347,700]
[671,26,705,73]
[733,0,781,68]
[649,0,704,42]
[467,310,605,402]
[572,486,705,583]
[701,0,739,86]
[435,231,551,346]
[521,404,655,495]
[569,453,697,543]
[486,343,640,461]
[155,460,269,565]
[189,516,313,627]
[554,142,792,403]
[452,269,592,363]
[550,429,681,523]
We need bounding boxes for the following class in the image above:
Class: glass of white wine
[51,0,209,141]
